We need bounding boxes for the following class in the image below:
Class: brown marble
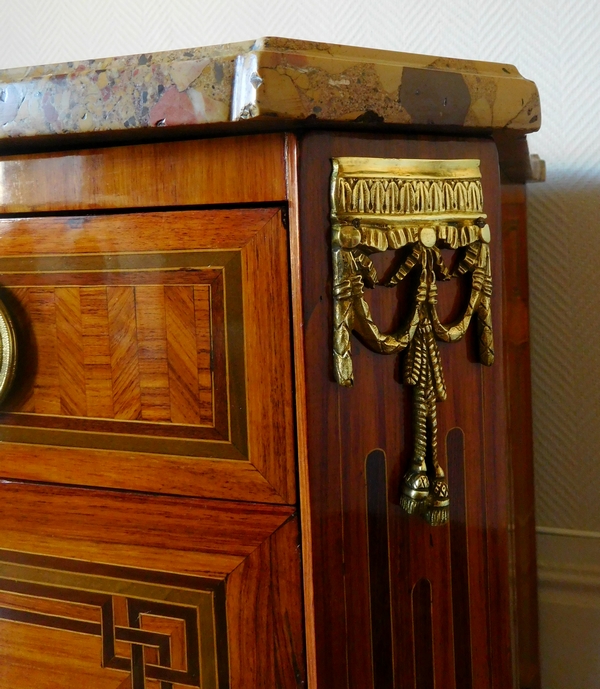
[0,37,540,145]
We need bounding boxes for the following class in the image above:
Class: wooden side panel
[296,132,512,689]
[0,133,288,212]
[0,208,296,504]
[502,183,541,689]
[0,481,304,689]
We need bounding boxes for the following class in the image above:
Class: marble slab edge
[0,36,540,145]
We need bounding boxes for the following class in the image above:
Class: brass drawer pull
[0,299,17,405]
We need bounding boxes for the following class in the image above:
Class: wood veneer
[0,206,296,504]
[0,133,288,212]
[0,127,540,689]
[0,481,304,689]
[295,131,513,689]
[501,184,541,689]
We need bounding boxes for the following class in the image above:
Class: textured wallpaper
[0,0,598,532]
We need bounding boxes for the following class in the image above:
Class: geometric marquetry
[0,207,296,503]
[0,549,227,689]
[0,481,304,689]
[2,259,236,455]
[18,283,214,424]
[1,255,244,459]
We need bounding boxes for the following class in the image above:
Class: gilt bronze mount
[0,299,16,405]
[331,157,494,526]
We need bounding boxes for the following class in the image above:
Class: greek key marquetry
[332,157,494,525]
[0,550,227,689]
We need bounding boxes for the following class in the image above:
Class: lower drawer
[0,482,305,689]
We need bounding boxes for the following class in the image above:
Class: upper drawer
[0,207,296,504]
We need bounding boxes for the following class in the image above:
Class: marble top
[0,37,540,144]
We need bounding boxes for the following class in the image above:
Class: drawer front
[0,481,304,689]
[0,208,295,503]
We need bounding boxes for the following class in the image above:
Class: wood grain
[0,591,101,624]
[0,443,284,504]
[0,206,296,504]
[0,624,128,689]
[8,288,35,413]
[242,211,296,503]
[483,173,513,689]
[135,286,170,423]
[28,288,60,415]
[227,517,306,689]
[286,133,319,689]
[365,449,394,688]
[194,285,214,424]
[413,578,435,689]
[447,427,473,689]
[107,286,142,421]
[501,183,541,689]
[296,131,512,689]
[56,287,87,416]
[0,481,303,689]
[0,482,292,577]
[209,275,229,439]
[0,208,278,256]
[81,288,114,418]
[5,279,214,426]
[0,134,287,213]
[165,285,201,425]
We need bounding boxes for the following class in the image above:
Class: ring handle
[0,299,17,405]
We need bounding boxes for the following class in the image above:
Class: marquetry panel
[0,482,305,689]
[0,552,225,689]
[0,208,295,503]
[2,256,239,460]
[3,260,234,455]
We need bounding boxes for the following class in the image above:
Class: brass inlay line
[0,549,226,689]
[0,548,225,591]
[331,157,494,526]
[0,249,239,273]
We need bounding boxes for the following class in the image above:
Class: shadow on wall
[526,176,600,532]
[536,530,600,689]
[525,174,600,689]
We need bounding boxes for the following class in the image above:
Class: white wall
[1,1,599,686]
